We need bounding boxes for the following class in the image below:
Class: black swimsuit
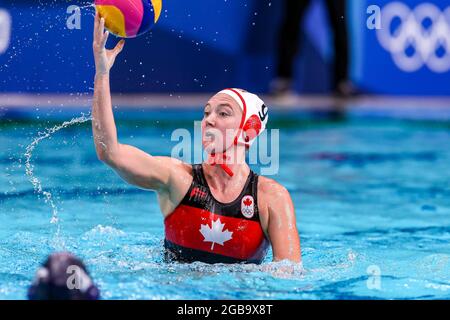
[164,164,269,264]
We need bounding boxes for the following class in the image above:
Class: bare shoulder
[257,175,293,234]
[258,175,291,201]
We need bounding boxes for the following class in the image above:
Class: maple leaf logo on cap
[199,218,233,250]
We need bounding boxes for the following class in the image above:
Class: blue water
[1,108,450,299]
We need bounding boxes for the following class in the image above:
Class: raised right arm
[91,12,180,192]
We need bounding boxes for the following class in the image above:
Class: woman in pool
[92,14,301,264]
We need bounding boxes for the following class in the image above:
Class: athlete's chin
[202,140,215,154]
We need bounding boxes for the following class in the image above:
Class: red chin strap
[209,152,234,177]
[209,141,250,177]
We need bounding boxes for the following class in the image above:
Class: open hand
[93,11,125,76]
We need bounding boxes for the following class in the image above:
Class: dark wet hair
[27,252,100,300]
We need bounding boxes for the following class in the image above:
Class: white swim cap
[217,88,269,147]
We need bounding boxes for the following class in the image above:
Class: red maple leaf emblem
[243,197,252,207]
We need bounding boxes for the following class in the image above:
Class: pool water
[1,108,449,299]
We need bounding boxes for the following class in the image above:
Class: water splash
[79,3,97,10]
[24,113,92,224]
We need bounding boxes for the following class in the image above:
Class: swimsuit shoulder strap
[246,169,260,216]
[191,163,207,186]
[249,169,259,196]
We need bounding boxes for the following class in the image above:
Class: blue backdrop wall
[0,0,449,95]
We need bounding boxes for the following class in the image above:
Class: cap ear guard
[241,114,262,145]
[218,89,269,148]
[237,101,268,147]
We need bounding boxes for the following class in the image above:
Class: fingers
[100,30,109,48]
[99,17,105,39]
[94,12,102,40]
[94,15,105,43]
[113,39,125,55]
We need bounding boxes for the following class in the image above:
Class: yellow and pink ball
[95,0,162,38]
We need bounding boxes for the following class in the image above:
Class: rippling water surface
[1,109,449,299]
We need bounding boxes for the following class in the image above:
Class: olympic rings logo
[376,2,450,73]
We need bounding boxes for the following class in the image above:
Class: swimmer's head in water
[27,252,100,300]
[201,88,269,154]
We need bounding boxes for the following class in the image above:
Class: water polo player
[92,13,301,264]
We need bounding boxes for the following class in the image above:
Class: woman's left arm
[264,183,302,263]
